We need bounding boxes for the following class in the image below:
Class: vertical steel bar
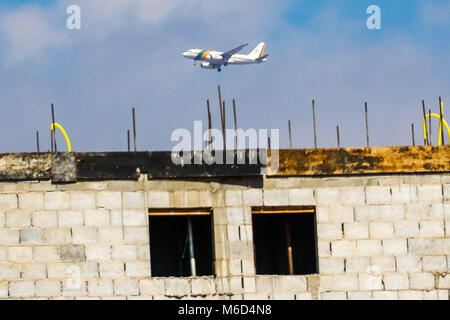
[365,102,370,148]
[411,123,416,146]
[422,100,428,146]
[127,130,130,152]
[233,99,238,150]
[51,103,57,152]
[439,96,444,145]
[336,125,340,148]
[207,99,212,148]
[312,100,317,149]
[429,109,432,145]
[132,107,137,152]
[187,217,196,277]
[284,218,294,275]
[222,101,226,150]
[36,131,40,153]
[288,120,292,149]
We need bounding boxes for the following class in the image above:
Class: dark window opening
[148,209,215,277]
[252,206,318,275]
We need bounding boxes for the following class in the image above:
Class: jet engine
[201,62,215,69]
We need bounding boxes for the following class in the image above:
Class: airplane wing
[221,43,248,62]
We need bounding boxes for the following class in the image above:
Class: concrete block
[344,222,368,239]
[398,290,424,300]
[0,264,20,280]
[0,281,8,298]
[243,189,262,206]
[165,278,190,296]
[355,205,404,222]
[0,194,18,210]
[44,228,71,244]
[98,227,124,243]
[58,210,83,227]
[126,261,150,278]
[406,204,431,219]
[321,292,347,300]
[8,246,33,263]
[383,273,409,290]
[110,210,123,226]
[47,262,98,279]
[124,227,148,243]
[357,240,383,256]
[318,223,343,240]
[191,278,216,295]
[147,191,170,208]
[437,274,450,289]
[271,293,295,300]
[382,239,407,256]
[0,212,4,227]
[316,206,354,223]
[32,211,57,227]
[85,245,111,261]
[139,279,165,295]
[295,292,313,300]
[408,239,435,255]
[0,229,20,244]
[72,227,98,244]
[70,192,96,210]
[319,257,345,274]
[60,245,85,262]
[316,188,339,205]
[347,291,372,300]
[288,189,314,205]
[422,256,447,272]
[317,240,331,257]
[418,185,442,202]
[122,192,145,209]
[34,246,60,262]
[373,291,398,300]
[19,193,44,210]
[226,207,246,224]
[123,209,147,227]
[99,261,124,278]
[345,258,370,273]
[88,280,113,297]
[359,274,383,291]
[419,221,445,237]
[199,191,213,207]
[228,241,253,259]
[96,192,121,209]
[371,256,396,272]
[263,189,288,206]
[226,190,243,207]
[394,220,420,238]
[319,275,358,291]
[391,186,416,203]
[365,186,391,204]
[21,264,47,279]
[112,245,137,260]
[84,209,110,227]
[9,281,35,298]
[369,222,394,239]
[409,273,435,290]
[339,187,365,205]
[255,276,273,293]
[243,277,256,293]
[6,211,31,227]
[36,281,62,297]
[45,192,70,210]
[20,228,43,244]
[331,240,357,257]
[431,203,444,219]
[114,279,139,296]
[396,256,422,272]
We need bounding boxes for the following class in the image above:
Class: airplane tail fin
[247,42,266,60]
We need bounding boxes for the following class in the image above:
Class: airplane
[182,42,268,72]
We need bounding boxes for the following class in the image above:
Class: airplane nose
[182,52,190,57]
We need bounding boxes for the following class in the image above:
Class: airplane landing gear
[217,68,222,72]
[224,63,228,66]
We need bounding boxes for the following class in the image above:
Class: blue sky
[0,0,448,152]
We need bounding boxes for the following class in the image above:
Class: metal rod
[422,100,428,146]
[132,107,137,152]
[207,99,212,148]
[50,129,53,153]
[268,136,271,150]
[312,100,317,149]
[365,102,370,148]
[411,123,415,146]
[36,131,40,153]
[127,130,130,152]
[222,101,226,150]
[439,96,444,145]
[51,103,57,152]
[429,109,432,145]
[218,85,222,116]
[288,120,292,149]
[336,125,340,148]
[187,217,196,277]
[233,99,238,150]
[283,218,294,275]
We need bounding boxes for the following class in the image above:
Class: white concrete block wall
[0,174,448,300]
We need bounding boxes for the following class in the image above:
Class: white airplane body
[182,42,268,72]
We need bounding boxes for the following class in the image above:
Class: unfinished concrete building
[0,146,449,300]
